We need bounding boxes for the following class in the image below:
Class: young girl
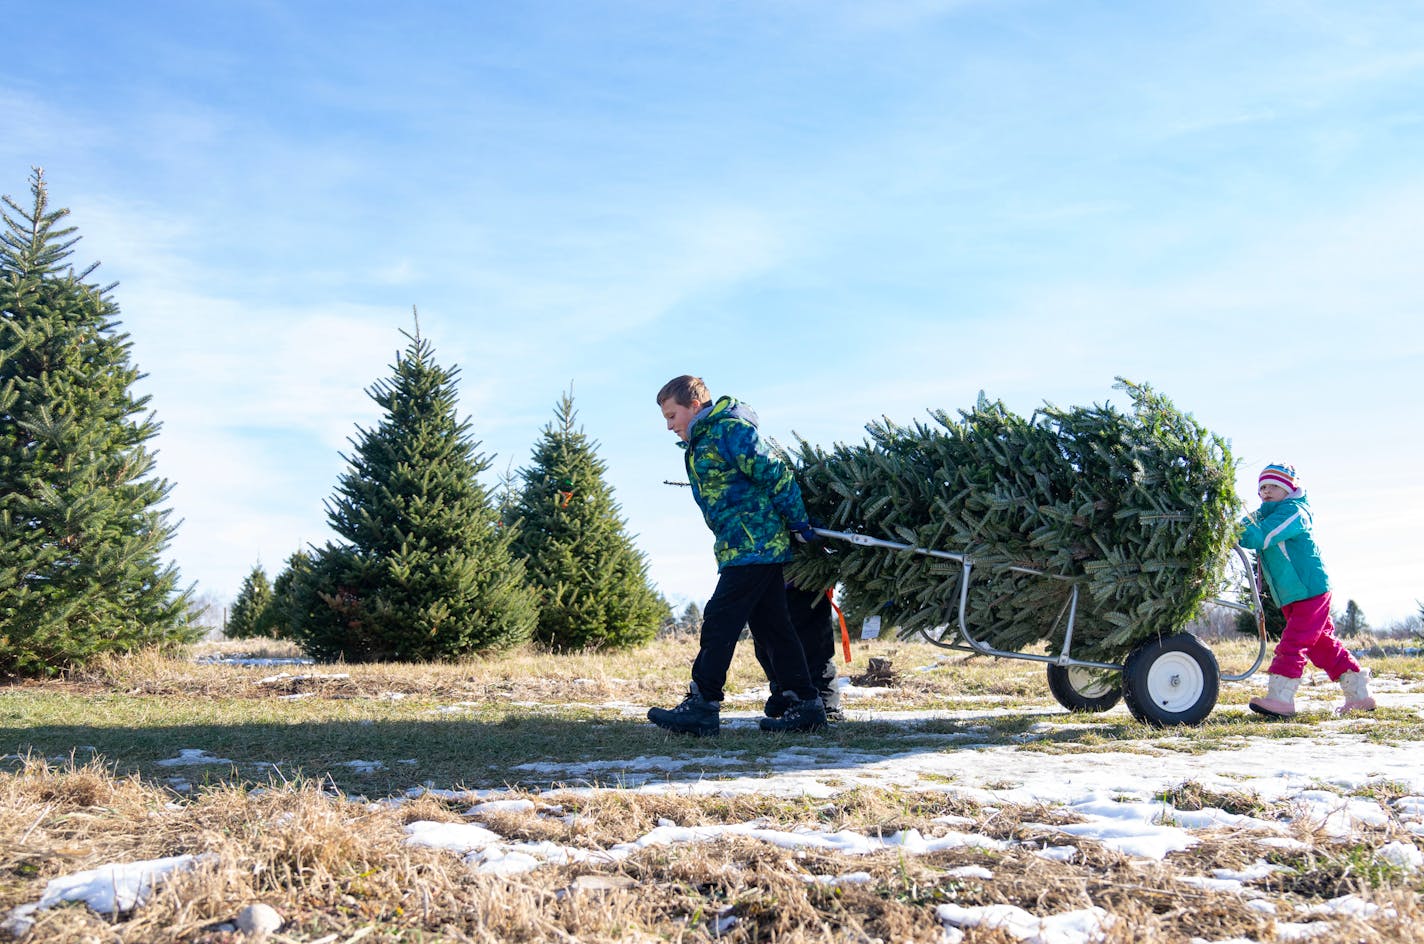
[1241,463,1375,718]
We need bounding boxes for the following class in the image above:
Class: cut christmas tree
[785,379,1240,667]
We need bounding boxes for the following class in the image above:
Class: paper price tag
[861,615,881,640]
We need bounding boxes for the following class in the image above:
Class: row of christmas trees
[1,170,667,676]
[225,365,669,662]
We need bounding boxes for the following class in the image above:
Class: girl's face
[1258,482,1290,502]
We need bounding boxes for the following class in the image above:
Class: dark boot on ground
[763,689,793,719]
[758,693,827,733]
[768,687,841,721]
[648,687,720,736]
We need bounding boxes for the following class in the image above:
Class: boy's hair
[656,375,710,408]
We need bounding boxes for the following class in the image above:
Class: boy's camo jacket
[680,396,811,570]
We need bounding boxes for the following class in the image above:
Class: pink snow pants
[1267,591,1361,681]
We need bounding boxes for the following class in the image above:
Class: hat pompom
[1258,462,1298,494]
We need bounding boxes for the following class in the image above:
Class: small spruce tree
[1336,599,1368,638]
[508,390,667,650]
[285,323,538,661]
[227,564,274,639]
[265,550,313,642]
[0,169,190,676]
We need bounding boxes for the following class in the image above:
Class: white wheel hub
[1144,652,1205,712]
[1067,666,1113,698]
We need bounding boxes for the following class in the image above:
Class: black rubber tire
[1045,663,1123,713]
[1121,633,1219,727]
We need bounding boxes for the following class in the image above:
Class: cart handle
[1215,546,1269,682]
[811,528,1066,578]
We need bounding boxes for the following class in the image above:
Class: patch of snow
[803,870,874,885]
[466,799,537,816]
[1290,790,1390,835]
[937,902,1113,944]
[1053,794,1197,860]
[197,656,312,666]
[945,865,994,879]
[1035,845,1078,862]
[2,854,206,936]
[257,672,349,685]
[1377,840,1423,870]
[1303,893,1390,919]
[155,749,234,767]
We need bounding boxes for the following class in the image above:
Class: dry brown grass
[3,755,1421,943]
[53,636,761,705]
[4,635,1422,942]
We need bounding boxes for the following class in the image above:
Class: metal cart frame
[814,527,1270,726]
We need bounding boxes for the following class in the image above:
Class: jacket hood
[687,396,758,442]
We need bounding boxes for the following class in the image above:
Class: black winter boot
[763,689,793,719]
[758,693,827,733]
[648,688,720,736]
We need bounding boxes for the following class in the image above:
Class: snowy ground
[7,661,1424,943]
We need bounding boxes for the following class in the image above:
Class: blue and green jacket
[1239,493,1330,606]
[680,396,811,570]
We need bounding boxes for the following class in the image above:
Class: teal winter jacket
[680,396,811,570]
[1238,493,1330,606]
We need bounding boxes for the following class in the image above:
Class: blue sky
[4,1,1421,623]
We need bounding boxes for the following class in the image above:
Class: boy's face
[1258,482,1290,502]
[660,398,701,442]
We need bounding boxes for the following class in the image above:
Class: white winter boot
[1249,673,1301,718]
[1336,669,1377,715]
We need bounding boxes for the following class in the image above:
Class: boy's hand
[791,523,821,545]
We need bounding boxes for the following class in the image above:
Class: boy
[649,375,827,735]
[1242,462,1375,718]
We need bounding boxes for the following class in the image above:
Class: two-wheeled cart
[813,528,1269,727]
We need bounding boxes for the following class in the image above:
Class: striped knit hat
[1258,463,1298,494]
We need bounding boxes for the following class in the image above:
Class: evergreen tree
[786,379,1240,665]
[509,390,666,650]
[227,564,274,639]
[285,323,538,661]
[679,601,703,635]
[265,549,313,642]
[1336,599,1368,638]
[0,169,190,676]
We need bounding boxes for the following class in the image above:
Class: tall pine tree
[0,169,189,676]
[284,322,538,661]
[508,390,666,650]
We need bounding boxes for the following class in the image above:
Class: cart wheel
[1046,664,1122,713]
[1121,634,1219,727]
